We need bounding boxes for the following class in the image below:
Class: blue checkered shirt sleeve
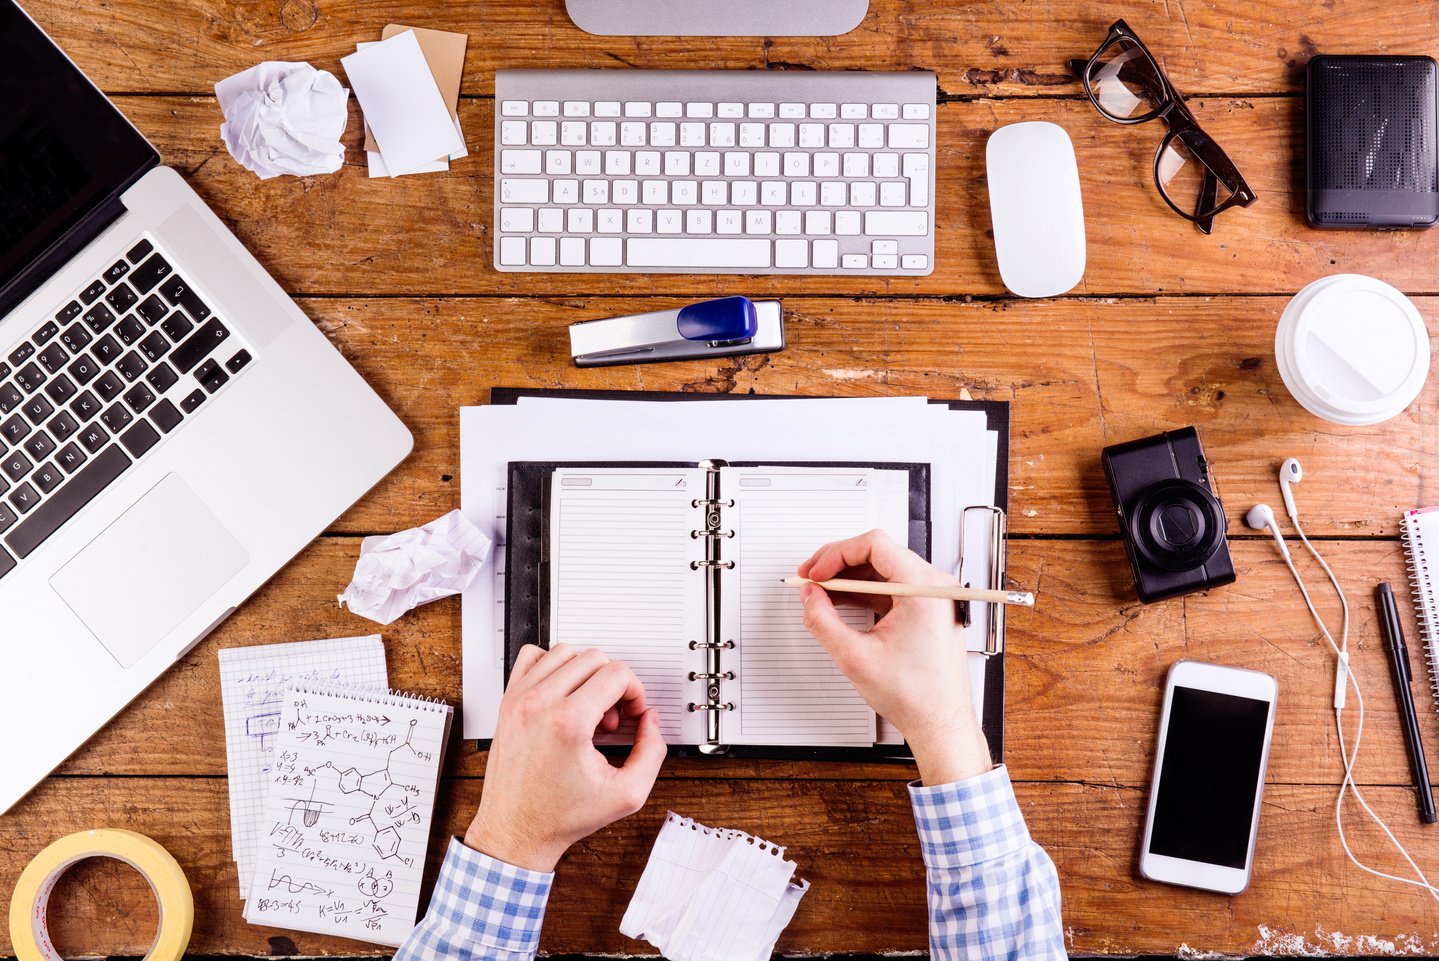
[910,764,1066,961]
[394,837,554,961]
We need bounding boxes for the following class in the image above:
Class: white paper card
[342,31,462,176]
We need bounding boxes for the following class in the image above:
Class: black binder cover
[488,388,1010,763]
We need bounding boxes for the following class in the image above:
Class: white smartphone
[1139,660,1278,894]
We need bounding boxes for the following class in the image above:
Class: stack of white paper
[342,30,465,177]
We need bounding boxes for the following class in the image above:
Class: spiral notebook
[1404,506,1439,707]
[244,685,452,947]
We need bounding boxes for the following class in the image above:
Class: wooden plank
[39,537,1438,791]
[110,95,1439,298]
[21,0,1433,98]
[283,294,1438,539]
[7,777,1439,957]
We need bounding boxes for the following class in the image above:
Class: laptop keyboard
[0,236,253,579]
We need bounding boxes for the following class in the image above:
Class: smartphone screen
[1148,686,1272,868]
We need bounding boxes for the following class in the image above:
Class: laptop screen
[0,2,157,314]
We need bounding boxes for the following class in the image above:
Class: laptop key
[0,383,22,414]
[82,303,116,334]
[105,283,138,314]
[14,362,45,394]
[145,361,178,393]
[55,443,86,473]
[48,411,78,442]
[37,343,68,375]
[7,342,34,367]
[60,322,93,354]
[103,260,130,284]
[93,371,124,403]
[195,358,228,394]
[100,403,133,433]
[129,254,173,294]
[69,390,101,422]
[22,395,53,425]
[67,355,98,385]
[31,461,62,494]
[7,481,38,514]
[180,389,206,413]
[137,295,168,325]
[0,504,16,534]
[34,321,59,346]
[0,362,9,379]
[1,414,30,445]
[116,351,149,382]
[90,334,121,365]
[172,319,230,373]
[160,312,192,343]
[115,316,146,346]
[126,239,154,264]
[0,547,12,580]
[44,374,77,405]
[77,424,107,453]
[160,276,212,323]
[226,349,252,374]
[23,430,55,461]
[150,399,182,434]
[123,383,155,414]
[2,448,31,481]
[80,280,106,304]
[56,301,82,324]
[120,420,160,458]
[4,445,131,559]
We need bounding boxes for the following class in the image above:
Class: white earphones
[1244,503,1290,560]
[1278,456,1303,520]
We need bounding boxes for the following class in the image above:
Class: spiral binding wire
[287,683,451,710]
[1403,511,1439,702]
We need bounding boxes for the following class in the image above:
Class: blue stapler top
[675,296,759,342]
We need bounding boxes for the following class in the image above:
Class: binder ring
[687,702,736,712]
[690,559,736,570]
[689,640,735,650]
[691,498,735,508]
[690,529,736,539]
[688,671,735,681]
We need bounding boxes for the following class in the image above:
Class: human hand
[798,530,993,786]
[464,644,667,871]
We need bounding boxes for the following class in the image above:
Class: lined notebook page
[723,467,878,746]
[550,469,707,744]
[244,687,451,947]
[217,636,388,900]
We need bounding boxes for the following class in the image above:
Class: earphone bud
[1279,457,1303,520]
[1245,503,1291,560]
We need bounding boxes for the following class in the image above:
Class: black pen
[1378,582,1437,824]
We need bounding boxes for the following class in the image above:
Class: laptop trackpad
[51,474,249,669]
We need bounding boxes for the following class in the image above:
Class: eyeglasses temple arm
[1194,167,1218,235]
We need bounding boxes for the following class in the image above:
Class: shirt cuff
[909,764,1032,870]
[422,837,555,955]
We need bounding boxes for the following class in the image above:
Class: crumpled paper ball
[215,61,348,179]
[337,509,493,626]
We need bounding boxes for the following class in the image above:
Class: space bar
[627,239,772,268]
[5,445,131,559]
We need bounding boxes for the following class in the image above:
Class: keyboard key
[116,351,149,382]
[104,281,137,312]
[499,179,549,204]
[159,276,211,323]
[5,445,130,558]
[145,362,178,393]
[775,238,809,268]
[0,546,12,578]
[123,383,155,414]
[8,481,39,514]
[14,363,44,394]
[67,355,98,386]
[2,448,31,481]
[44,374,77,406]
[533,100,560,116]
[180,389,206,414]
[69,390,102,422]
[813,239,840,269]
[139,331,170,363]
[500,100,528,116]
[902,102,931,119]
[888,123,929,148]
[864,211,929,236]
[500,150,542,175]
[100,402,133,433]
[195,358,229,393]
[901,254,928,270]
[0,383,22,414]
[120,420,160,458]
[115,315,147,346]
[22,429,53,461]
[499,236,525,267]
[103,257,130,282]
[90,334,121,365]
[60,322,93,353]
[34,321,59,346]
[37,343,68,375]
[500,120,527,146]
[128,253,173,293]
[160,312,193,343]
[136,294,168,325]
[22,394,53,425]
[149,399,183,434]
[82,303,116,334]
[55,443,86,473]
[0,504,16,535]
[126,239,154,263]
[80,280,106,304]
[31,461,62,494]
[873,103,899,119]
[56,301,82,324]
[627,238,772,268]
[8,342,34,366]
[0,362,11,380]
[225,350,252,374]
[47,410,78,442]
[94,371,125,402]
[77,423,107,453]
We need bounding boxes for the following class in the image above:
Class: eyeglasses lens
[1088,38,1165,121]
[1157,131,1236,219]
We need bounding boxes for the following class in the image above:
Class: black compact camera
[1102,427,1236,604]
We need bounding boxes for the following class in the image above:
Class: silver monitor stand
[565,0,869,36]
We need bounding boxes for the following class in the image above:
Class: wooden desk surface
[4,0,1439,956]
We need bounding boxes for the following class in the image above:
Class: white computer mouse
[985,121,1086,298]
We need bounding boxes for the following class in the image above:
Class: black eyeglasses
[1069,20,1256,234]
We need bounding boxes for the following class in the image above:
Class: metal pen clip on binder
[569,296,785,367]
[959,505,1010,656]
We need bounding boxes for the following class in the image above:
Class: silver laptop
[0,2,412,813]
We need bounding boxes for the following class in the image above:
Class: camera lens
[1129,479,1226,572]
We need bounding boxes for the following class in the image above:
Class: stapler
[569,296,785,367]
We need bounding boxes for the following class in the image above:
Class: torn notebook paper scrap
[338,509,493,625]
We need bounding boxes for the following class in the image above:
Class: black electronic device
[1306,55,1439,229]
[1102,427,1235,604]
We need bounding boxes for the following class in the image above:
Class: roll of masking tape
[9,829,193,961]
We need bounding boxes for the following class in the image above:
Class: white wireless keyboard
[493,69,937,275]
